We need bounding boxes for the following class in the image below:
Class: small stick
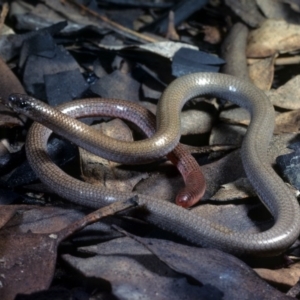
[183,144,237,154]
[56,196,138,242]
[64,0,161,44]
[275,56,300,65]
[0,3,9,33]
[165,11,179,40]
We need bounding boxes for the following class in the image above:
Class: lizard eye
[9,94,32,110]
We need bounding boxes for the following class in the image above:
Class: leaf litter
[0,0,300,299]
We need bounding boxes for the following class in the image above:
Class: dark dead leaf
[192,194,272,235]
[172,48,224,77]
[256,0,300,23]
[284,0,300,12]
[0,188,19,205]
[0,142,25,172]
[1,1,299,299]
[138,41,198,59]
[117,232,292,300]
[56,197,136,242]
[133,166,183,203]
[210,123,246,147]
[276,142,300,190]
[90,69,141,101]
[0,21,67,61]
[56,0,158,44]
[287,277,300,297]
[44,69,88,105]
[5,137,77,188]
[268,133,300,163]
[211,125,300,168]
[0,205,82,299]
[224,0,265,27]
[0,200,134,299]
[22,34,81,99]
[19,31,56,68]
[105,7,143,30]
[200,150,246,199]
[14,288,73,300]
[41,0,111,33]
[63,236,221,300]
[0,231,58,299]
[0,56,26,126]
[140,0,209,34]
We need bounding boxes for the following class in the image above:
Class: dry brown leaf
[275,109,300,134]
[266,75,300,110]
[247,19,300,57]
[0,205,25,229]
[255,261,300,288]
[248,55,276,90]
[0,200,134,299]
[0,231,58,299]
[0,107,24,127]
[202,25,222,44]
[0,205,83,299]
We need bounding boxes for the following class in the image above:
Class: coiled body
[31,98,206,207]
[6,73,300,255]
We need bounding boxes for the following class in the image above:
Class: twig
[0,3,9,34]
[64,0,161,44]
[165,11,179,40]
[56,196,138,242]
[183,144,237,154]
[98,0,173,9]
[275,56,300,65]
